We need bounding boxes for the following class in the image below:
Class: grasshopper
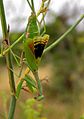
[23,1,49,100]
[23,11,49,100]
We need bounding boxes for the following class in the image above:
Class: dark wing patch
[33,35,49,59]
[34,43,45,59]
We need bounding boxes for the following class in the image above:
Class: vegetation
[0,0,84,119]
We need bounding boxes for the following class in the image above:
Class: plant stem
[26,0,33,11]
[33,71,42,96]
[36,0,44,17]
[0,33,24,58]
[44,14,84,54]
[0,0,7,38]
[39,0,51,24]
[0,0,16,119]
[31,0,35,13]
[8,96,16,119]
[3,33,24,55]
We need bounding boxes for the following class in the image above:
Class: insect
[23,0,50,100]
[24,33,49,100]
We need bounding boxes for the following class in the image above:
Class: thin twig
[10,50,21,67]
[8,66,19,78]
[26,0,33,11]
[0,33,24,58]
[36,0,44,17]
[31,0,35,13]
[40,0,51,24]
[44,14,84,54]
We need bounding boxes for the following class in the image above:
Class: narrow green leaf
[27,75,36,87]
[24,75,36,88]
[16,80,24,98]
[24,75,37,92]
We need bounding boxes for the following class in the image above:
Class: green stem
[0,0,7,38]
[36,1,44,17]
[3,33,24,56]
[33,71,42,96]
[33,71,44,101]
[26,0,33,11]
[44,14,84,54]
[0,0,16,119]
[8,96,16,119]
[0,33,24,58]
[26,0,35,13]
[31,0,35,13]
[39,0,51,24]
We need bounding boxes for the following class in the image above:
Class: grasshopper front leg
[33,70,44,101]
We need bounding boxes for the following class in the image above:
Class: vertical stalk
[0,0,16,119]
[33,71,44,101]
[0,0,7,38]
[31,0,35,13]
[33,71,42,96]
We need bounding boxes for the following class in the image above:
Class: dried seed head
[40,7,48,13]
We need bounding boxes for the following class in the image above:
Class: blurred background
[0,0,84,119]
